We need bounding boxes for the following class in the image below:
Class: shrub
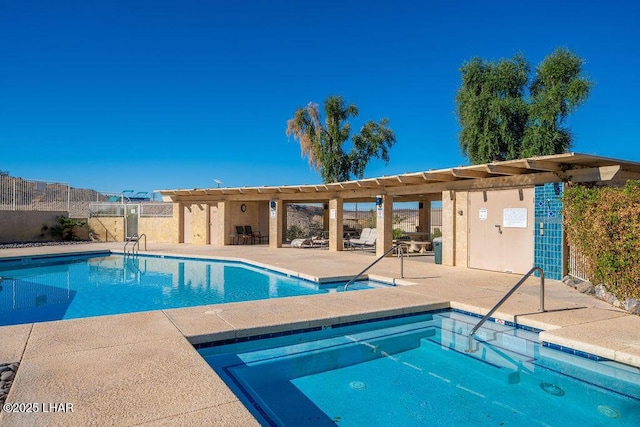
[44,216,89,241]
[286,225,307,241]
[563,181,640,300]
[393,228,405,239]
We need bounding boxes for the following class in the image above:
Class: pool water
[0,253,380,326]
[200,310,640,426]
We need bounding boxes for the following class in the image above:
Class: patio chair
[310,234,328,248]
[348,228,372,247]
[361,228,377,250]
[244,225,262,244]
[234,226,250,244]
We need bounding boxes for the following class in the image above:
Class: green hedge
[563,181,640,300]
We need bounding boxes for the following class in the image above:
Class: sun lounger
[348,228,372,247]
[291,235,328,249]
[361,228,377,249]
[350,228,376,250]
[291,238,313,248]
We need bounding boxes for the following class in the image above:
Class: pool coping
[1,243,639,426]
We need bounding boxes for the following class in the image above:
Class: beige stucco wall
[88,217,125,241]
[224,201,268,246]
[0,211,68,243]
[88,203,178,243]
[328,198,344,251]
[178,201,269,246]
[191,203,208,245]
[218,201,232,245]
[376,195,393,257]
[269,200,285,248]
[441,191,456,266]
[139,216,179,243]
[455,191,469,267]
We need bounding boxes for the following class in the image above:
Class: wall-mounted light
[323,203,329,210]
[418,202,424,209]
[375,196,383,207]
[269,200,276,209]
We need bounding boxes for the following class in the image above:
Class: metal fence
[0,173,172,218]
[289,203,442,237]
[89,202,173,218]
[1,174,71,212]
[568,244,590,281]
[343,205,442,236]
[0,174,110,218]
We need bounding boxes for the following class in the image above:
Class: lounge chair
[310,234,328,248]
[291,234,328,249]
[349,228,377,249]
[291,237,313,248]
[348,228,372,247]
[361,228,377,249]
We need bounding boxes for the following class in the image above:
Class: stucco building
[155,153,640,280]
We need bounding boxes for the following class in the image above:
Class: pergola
[158,153,640,258]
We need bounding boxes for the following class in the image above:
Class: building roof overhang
[157,153,640,203]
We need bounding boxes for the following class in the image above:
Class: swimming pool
[200,310,640,426]
[0,253,381,326]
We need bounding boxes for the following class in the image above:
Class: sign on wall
[503,208,527,228]
[479,208,488,220]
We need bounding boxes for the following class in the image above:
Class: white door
[468,189,534,274]
[182,204,192,244]
[209,204,219,245]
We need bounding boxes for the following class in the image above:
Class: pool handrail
[467,266,545,352]
[124,233,147,256]
[343,244,403,291]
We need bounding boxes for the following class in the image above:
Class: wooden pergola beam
[452,168,491,179]
[485,164,528,175]
[523,159,564,172]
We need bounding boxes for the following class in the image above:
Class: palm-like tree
[286,95,396,183]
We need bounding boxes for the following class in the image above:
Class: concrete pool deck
[1,242,639,426]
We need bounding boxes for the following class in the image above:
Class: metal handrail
[467,266,545,352]
[124,233,147,256]
[137,233,147,251]
[344,244,403,291]
[123,235,135,255]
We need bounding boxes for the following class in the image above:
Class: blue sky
[2,1,639,194]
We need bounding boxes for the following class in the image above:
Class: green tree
[286,95,396,183]
[456,48,592,164]
[456,54,530,163]
[522,48,593,157]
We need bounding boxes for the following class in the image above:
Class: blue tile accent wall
[534,183,564,280]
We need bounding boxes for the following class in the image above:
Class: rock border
[0,362,19,407]
[562,275,640,314]
[0,240,94,250]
